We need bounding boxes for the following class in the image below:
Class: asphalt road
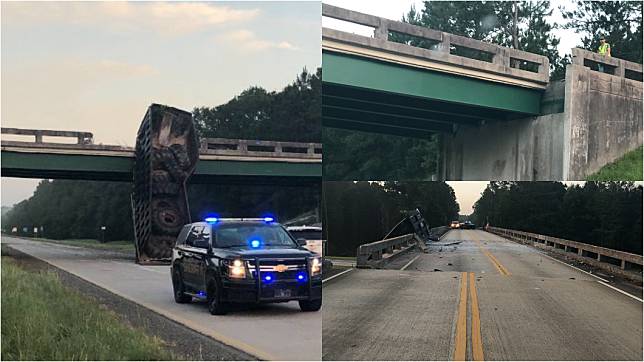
[2,236,320,361]
[322,229,643,361]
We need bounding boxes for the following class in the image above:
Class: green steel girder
[1,151,321,186]
[322,51,543,136]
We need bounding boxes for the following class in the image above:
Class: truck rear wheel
[299,298,322,312]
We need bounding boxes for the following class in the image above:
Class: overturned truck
[132,104,200,264]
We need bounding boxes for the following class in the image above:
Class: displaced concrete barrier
[488,226,643,281]
[356,233,424,269]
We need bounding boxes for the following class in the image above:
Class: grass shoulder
[587,146,643,181]
[1,257,176,360]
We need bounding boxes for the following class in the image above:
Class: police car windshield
[212,223,297,248]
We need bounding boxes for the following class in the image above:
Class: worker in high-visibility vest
[597,36,611,73]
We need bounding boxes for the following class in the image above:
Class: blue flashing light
[263,274,273,283]
[250,239,261,248]
[263,216,275,223]
[205,217,219,224]
[296,272,308,283]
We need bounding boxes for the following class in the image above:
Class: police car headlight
[224,259,246,279]
[310,257,321,276]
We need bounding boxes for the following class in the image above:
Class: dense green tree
[323,181,459,256]
[472,181,642,254]
[194,68,321,142]
[561,1,643,63]
[323,128,439,180]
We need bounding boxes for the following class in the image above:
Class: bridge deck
[322,229,642,360]
[1,140,321,184]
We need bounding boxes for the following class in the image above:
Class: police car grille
[251,259,307,280]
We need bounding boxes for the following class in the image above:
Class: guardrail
[571,48,643,81]
[1,128,322,160]
[356,233,421,268]
[322,3,549,86]
[488,226,643,280]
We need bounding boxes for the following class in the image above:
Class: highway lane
[322,229,642,361]
[2,236,320,361]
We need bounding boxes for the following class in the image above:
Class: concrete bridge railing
[1,127,93,145]
[571,48,643,81]
[322,3,549,88]
[201,138,322,159]
[1,128,322,160]
[356,233,419,268]
[488,226,643,281]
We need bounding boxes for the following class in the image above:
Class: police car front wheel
[299,298,322,312]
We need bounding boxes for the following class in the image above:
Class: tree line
[472,182,642,254]
[323,181,459,256]
[2,69,322,241]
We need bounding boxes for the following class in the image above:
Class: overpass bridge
[322,4,643,180]
[322,228,643,360]
[2,104,322,263]
[1,128,321,185]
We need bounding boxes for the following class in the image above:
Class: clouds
[2,2,259,36]
[216,29,298,52]
[3,2,299,52]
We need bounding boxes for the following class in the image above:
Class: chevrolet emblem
[274,264,288,272]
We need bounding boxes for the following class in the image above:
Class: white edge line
[486,232,643,303]
[536,250,610,283]
[323,268,354,284]
[597,281,643,303]
[400,254,421,271]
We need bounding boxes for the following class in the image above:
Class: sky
[446,181,487,215]
[323,0,580,58]
[1,1,320,207]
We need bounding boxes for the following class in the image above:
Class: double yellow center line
[453,272,484,361]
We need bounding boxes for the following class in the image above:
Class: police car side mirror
[296,238,307,246]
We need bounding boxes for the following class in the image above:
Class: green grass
[1,258,175,360]
[587,146,643,181]
[30,238,135,253]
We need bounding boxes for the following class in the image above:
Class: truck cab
[170,217,322,315]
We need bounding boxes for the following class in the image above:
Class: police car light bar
[203,217,277,223]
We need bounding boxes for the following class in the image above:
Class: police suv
[171,217,322,315]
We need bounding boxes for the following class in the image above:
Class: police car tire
[172,269,191,304]
[299,298,322,312]
[207,282,228,315]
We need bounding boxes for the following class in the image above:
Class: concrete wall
[443,63,643,180]
[563,64,643,180]
[443,113,564,180]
